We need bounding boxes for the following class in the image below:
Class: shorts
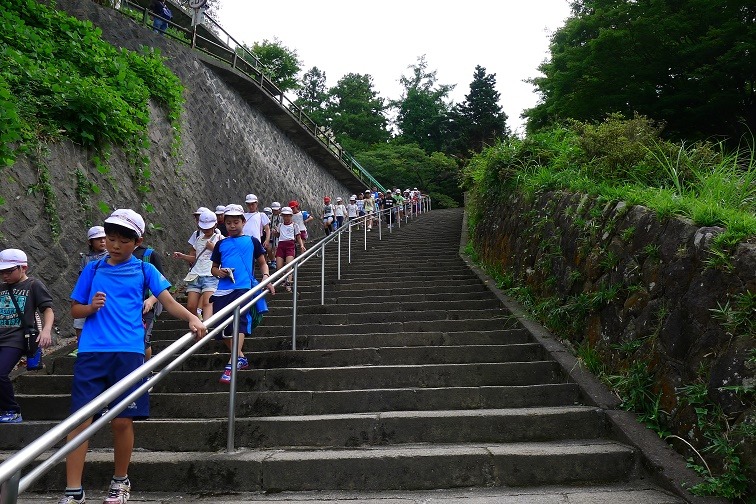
[276,240,296,259]
[73,317,85,330]
[211,290,268,339]
[186,274,219,294]
[71,352,149,419]
[323,216,333,225]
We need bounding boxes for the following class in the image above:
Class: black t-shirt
[383,196,395,209]
[0,277,53,350]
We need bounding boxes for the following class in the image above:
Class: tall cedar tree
[454,65,509,155]
[295,66,328,125]
[393,55,454,154]
[325,73,390,153]
[525,0,756,142]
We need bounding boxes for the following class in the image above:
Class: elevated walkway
[3,209,701,502]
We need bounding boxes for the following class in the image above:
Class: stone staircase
[3,208,685,502]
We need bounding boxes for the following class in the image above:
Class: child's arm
[172,249,196,264]
[38,306,54,348]
[157,290,206,339]
[71,293,106,319]
[255,254,275,295]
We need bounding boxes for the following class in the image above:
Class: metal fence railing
[116,0,386,192]
[0,196,431,503]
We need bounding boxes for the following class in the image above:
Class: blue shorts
[211,290,268,339]
[71,352,149,419]
[186,274,219,294]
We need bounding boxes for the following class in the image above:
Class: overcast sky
[216,1,572,135]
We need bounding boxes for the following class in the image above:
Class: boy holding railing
[61,209,206,504]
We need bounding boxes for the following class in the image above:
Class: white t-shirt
[292,211,307,231]
[188,228,221,247]
[346,203,358,218]
[190,232,221,276]
[334,204,346,217]
[242,212,270,241]
[278,221,304,241]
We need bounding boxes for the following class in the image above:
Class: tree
[294,66,328,124]
[524,0,756,142]
[239,38,302,93]
[393,55,454,154]
[324,73,390,153]
[454,65,509,154]
[355,142,462,207]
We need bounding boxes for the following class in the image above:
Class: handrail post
[364,216,367,251]
[321,244,326,306]
[292,264,299,350]
[389,208,393,233]
[348,221,352,264]
[226,305,241,452]
[378,211,382,241]
[0,470,21,504]
[337,230,342,280]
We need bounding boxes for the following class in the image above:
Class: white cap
[197,209,217,229]
[105,209,145,237]
[271,201,281,210]
[365,189,371,193]
[0,249,28,270]
[349,195,356,201]
[245,194,258,203]
[263,207,272,214]
[395,189,401,193]
[224,204,245,217]
[87,226,106,240]
[413,187,418,190]
[193,206,210,215]
[280,206,293,215]
[336,197,343,202]
[215,205,226,214]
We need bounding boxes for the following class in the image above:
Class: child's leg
[200,291,214,319]
[65,417,94,487]
[223,334,245,360]
[111,417,134,478]
[186,291,200,317]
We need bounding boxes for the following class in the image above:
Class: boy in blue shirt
[61,209,206,504]
[210,204,274,384]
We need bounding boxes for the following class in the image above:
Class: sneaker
[0,411,22,423]
[237,356,249,370]
[103,479,130,504]
[219,365,232,384]
[58,494,85,504]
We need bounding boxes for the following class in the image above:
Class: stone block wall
[0,0,354,328]
[473,190,754,491]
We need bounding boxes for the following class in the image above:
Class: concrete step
[16,361,566,394]
[51,344,546,374]
[17,383,584,420]
[257,308,511,327]
[1,407,607,451]
[151,328,533,352]
[263,298,504,316]
[12,484,688,504]
[12,440,637,492]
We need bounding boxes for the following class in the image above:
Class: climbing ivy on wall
[0,0,184,235]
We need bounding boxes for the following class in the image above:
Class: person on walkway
[0,249,54,424]
[322,196,335,235]
[61,209,205,504]
[177,209,221,322]
[210,205,274,384]
[382,190,395,228]
[268,202,282,269]
[150,0,171,34]
[290,200,313,249]
[133,236,165,362]
[71,226,108,356]
[215,205,228,237]
[242,194,271,253]
[346,195,359,229]
[276,206,306,292]
[363,189,375,231]
[333,197,346,231]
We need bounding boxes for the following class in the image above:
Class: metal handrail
[0,196,431,503]
[115,0,382,191]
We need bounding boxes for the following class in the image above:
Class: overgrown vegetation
[463,117,755,499]
[0,0,184,234]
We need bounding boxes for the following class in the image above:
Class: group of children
[321,187,423,234]
[0,185,426,504]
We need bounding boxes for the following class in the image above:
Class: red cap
[324,196,331,203]
[288,200,299,208]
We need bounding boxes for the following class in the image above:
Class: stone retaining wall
[473,190,754,492]
[0,0,352,328]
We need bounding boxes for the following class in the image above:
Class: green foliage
[0,0,183,166]
[525,0,756,142]
[294,66,328,124]
[605,361,669,436]
[325,73,390,153]
[241,38,302,93]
